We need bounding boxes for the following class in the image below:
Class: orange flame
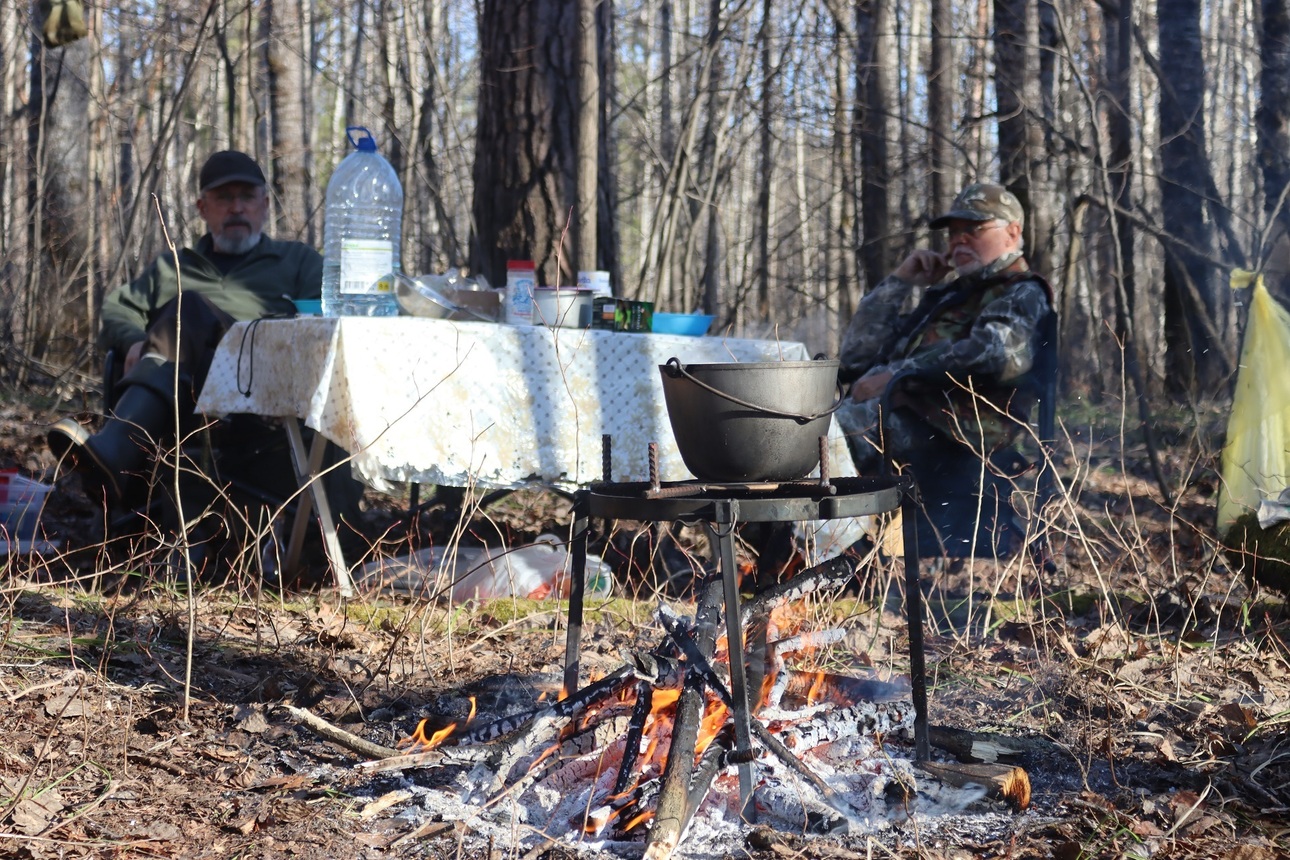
[400,717,458,751]
[622,808,654,832]
[695,699,730,756]
[806,671,826,706]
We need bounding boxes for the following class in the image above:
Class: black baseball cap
[198,150,267,192]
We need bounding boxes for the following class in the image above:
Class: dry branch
[280,704,400,759]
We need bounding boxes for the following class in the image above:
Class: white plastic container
[504,260,536,325]
[532,288,595,328]
[577,270,612,297]
[322,127,403,317]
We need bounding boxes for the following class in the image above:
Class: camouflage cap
[929,183,1025,230]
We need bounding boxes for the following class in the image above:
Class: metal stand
[562,470,928,819]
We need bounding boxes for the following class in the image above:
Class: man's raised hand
[892,249,951,286]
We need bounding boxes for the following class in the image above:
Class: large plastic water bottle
[321,127,403,317]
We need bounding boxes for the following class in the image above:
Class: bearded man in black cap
[47,151,328,509]
[836,182,1054,475]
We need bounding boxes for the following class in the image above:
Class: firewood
[914,760,1031,810]
[280,704,400,759]
[645,575,726,860]
[929,724,1063,765]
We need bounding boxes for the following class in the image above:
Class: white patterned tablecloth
[196,317,855,492]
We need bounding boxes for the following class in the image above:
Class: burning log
[739,553,862,626]
[644,574,726,860]
[659,597,915,828]
[369,547,926,859]
[613,682,654,795]
[914,761,1032,810]
[774,668,909,708]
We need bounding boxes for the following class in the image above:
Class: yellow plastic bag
[1218,273,1290,534]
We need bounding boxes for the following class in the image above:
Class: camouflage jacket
[839,254,1053,449]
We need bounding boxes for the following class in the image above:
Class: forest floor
[1,394,1289,860]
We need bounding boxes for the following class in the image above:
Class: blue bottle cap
[346,126,378,152]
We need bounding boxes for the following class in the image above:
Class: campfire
[359,555,951,859]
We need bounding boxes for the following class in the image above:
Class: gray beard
[958,249,1023,280]
[212,231,262,255]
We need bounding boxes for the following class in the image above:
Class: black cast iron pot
[658,357,844,482]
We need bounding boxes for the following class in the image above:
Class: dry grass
[1,394,1288,858]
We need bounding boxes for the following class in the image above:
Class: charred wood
[458,664,635,745]
[929,724,1065,766]
[644,573,726,860]
[685,727,733,824]
[614,681,655,795]
[774,668,909,708]
[279,704,401,760]
[740,554,862,626]
[752,779,850,835]
[915,761,1032,810]
[767,700,916,752]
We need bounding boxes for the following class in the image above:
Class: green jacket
[100,234,322,355]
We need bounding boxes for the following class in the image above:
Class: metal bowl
[395,274,492,321]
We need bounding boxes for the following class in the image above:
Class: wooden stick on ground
[280,704,400,759]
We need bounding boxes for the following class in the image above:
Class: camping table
[196,317,856,596]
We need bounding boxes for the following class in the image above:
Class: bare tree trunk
[1259,0,1290,299]
[928,0,955,215]
[1158,0,1228,395]
[260,0,311,240]
[24,37,92,376]
[575,0,599,271]
[994,0,1049,271]
[596,0,620,291]
[833,13,858,332]
[698,0,724,319]
[471,0,579,287]
[855,0,893,290]
[755,0,774,321]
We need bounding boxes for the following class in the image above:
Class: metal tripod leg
[900,482,929,761]
[711,499,755,821]
[563,489,590,697]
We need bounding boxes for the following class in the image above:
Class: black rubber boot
[48,358,179,504]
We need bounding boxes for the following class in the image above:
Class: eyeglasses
[947,221,1003,241]
[206,188,265,205]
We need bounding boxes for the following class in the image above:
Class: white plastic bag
[360,535,613,602]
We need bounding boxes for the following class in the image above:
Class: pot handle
[663,357,847,424]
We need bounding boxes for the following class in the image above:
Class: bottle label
[506,272,535,324]
[340,239,395,295]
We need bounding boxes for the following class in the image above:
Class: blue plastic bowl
[652,312,714,337]
[293,299,323,316]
